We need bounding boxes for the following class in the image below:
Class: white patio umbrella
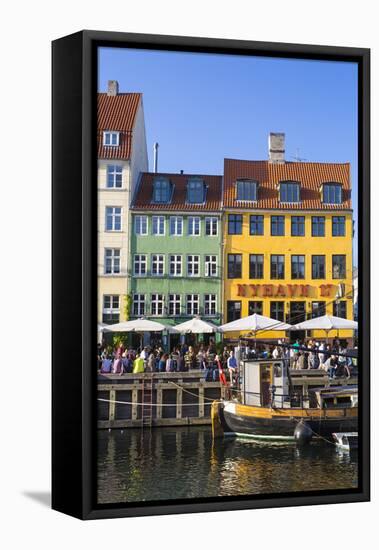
[291,314,358,332]
[97,323,109,344]
[174,317,220,334]
[219,313,291,334]
[106,318,178,333]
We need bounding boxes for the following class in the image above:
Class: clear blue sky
[98,47,358,262]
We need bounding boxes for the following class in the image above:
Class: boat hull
[218,401,358,441]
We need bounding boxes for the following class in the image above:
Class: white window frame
[104,248,121,275]
[152,215,165,236]
[169,216,183,236]
[134,254,147,277]
[134,215,148,236]
[151,294,165,316]
[204,294,217,316]
[205,255,217,277]
[205,217,218,236]
[169,255,182,277]
[105,206,122,231]
[168,294,181,316]
[188,216,201,236]
[187,255,200,277]
[151,254,165,276]
[133,294,145,316]
[106,164,123,188]
[186,294,199,316]
[103,131,120,147]
[102,295,120,322]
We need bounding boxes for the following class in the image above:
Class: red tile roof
[132,173,223,211]
[223,159,351,210]
[97,93,141,160]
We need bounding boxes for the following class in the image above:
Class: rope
[167,380,227,401]
[98,397,212,407]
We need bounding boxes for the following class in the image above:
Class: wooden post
[109,389,116,422]
[199,386,205,418]
[132,387,138,421]
[156,385,163,420]
[176,387,183,419]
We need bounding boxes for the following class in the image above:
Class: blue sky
[98,47,358,261]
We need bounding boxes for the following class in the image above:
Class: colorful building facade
[222,133,354,341]
[130,172,223,340]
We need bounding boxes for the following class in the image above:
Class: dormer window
[322,183,342,204]
[103,131,120,147]
[153,177,172,203]
[279,181,300,203]
[187,178,205,204]
[236,180,258,201]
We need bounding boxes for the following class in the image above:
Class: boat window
[274,365,282,378]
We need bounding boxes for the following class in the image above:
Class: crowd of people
[97,337,357,383]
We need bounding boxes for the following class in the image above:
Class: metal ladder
[141,373,153,429]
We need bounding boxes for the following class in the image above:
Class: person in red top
[215,354,227,386]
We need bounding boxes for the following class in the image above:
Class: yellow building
[222,133,354,343]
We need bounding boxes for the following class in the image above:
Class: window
[291,216,305,236]
[187,255,200,277]
[270,301,285,322]
[152,216,165,236]
[228,254,242,278]
[105,207,122,231]
[134,215,148,235]
[168,294,181,316]
[205,217,218,236]
[332,255,346,278]
[332,216,346,236]
[186,294,199,316]
[291,255,305,279]
[312,301,326,318]
[151,294,165,316]
[312,255,325,279]
[151,254,165,276]
[250,215,264,235]
[102,295,120,324]
[104,248,120,274]
[134,254,147,276]
[333,301,347,318]
[249,301,263,315]
[271,216,285,236]
[169,216,183,236]
[280,182,300,203]
[106,165,122,188]
[312,216,325,237]
[270,255,285,279]
[323,183,342,204]
[249,254,264,279]
[103,131,119,146]
[133,294,145,316]
[188,216,201,236]
[205,255,217,277]
[187,178,205,203]
[227,301,241,323]
[153,178,171,203]
[204,294,217,316]
[228,214,243,235]
[169,255,182,276]
[236,180,258,201]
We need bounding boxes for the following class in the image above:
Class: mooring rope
[97,397,212,407]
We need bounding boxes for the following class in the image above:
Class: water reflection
[97,427,358,504]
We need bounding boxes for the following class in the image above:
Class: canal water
[97,426,358,504]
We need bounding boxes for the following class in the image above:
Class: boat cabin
[308,386,358,409]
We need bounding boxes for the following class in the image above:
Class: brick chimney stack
[268,132,285,164]
[107,80,119,96]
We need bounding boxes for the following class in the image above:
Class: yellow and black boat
[211,359,358,444]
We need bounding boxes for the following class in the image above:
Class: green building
[130,172,223,345]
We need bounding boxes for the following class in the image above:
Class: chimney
[107,80,119,96]
[268,132,285,164]
[153,142,159,173]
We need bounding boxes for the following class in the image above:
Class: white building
[97,80,148,323]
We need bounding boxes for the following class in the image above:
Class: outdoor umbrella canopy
[174,317,220,334]
[291,314,358,331]
[105,318,178,333]
[219,313,292,333]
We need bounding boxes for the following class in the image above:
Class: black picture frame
[52,30,370,520]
